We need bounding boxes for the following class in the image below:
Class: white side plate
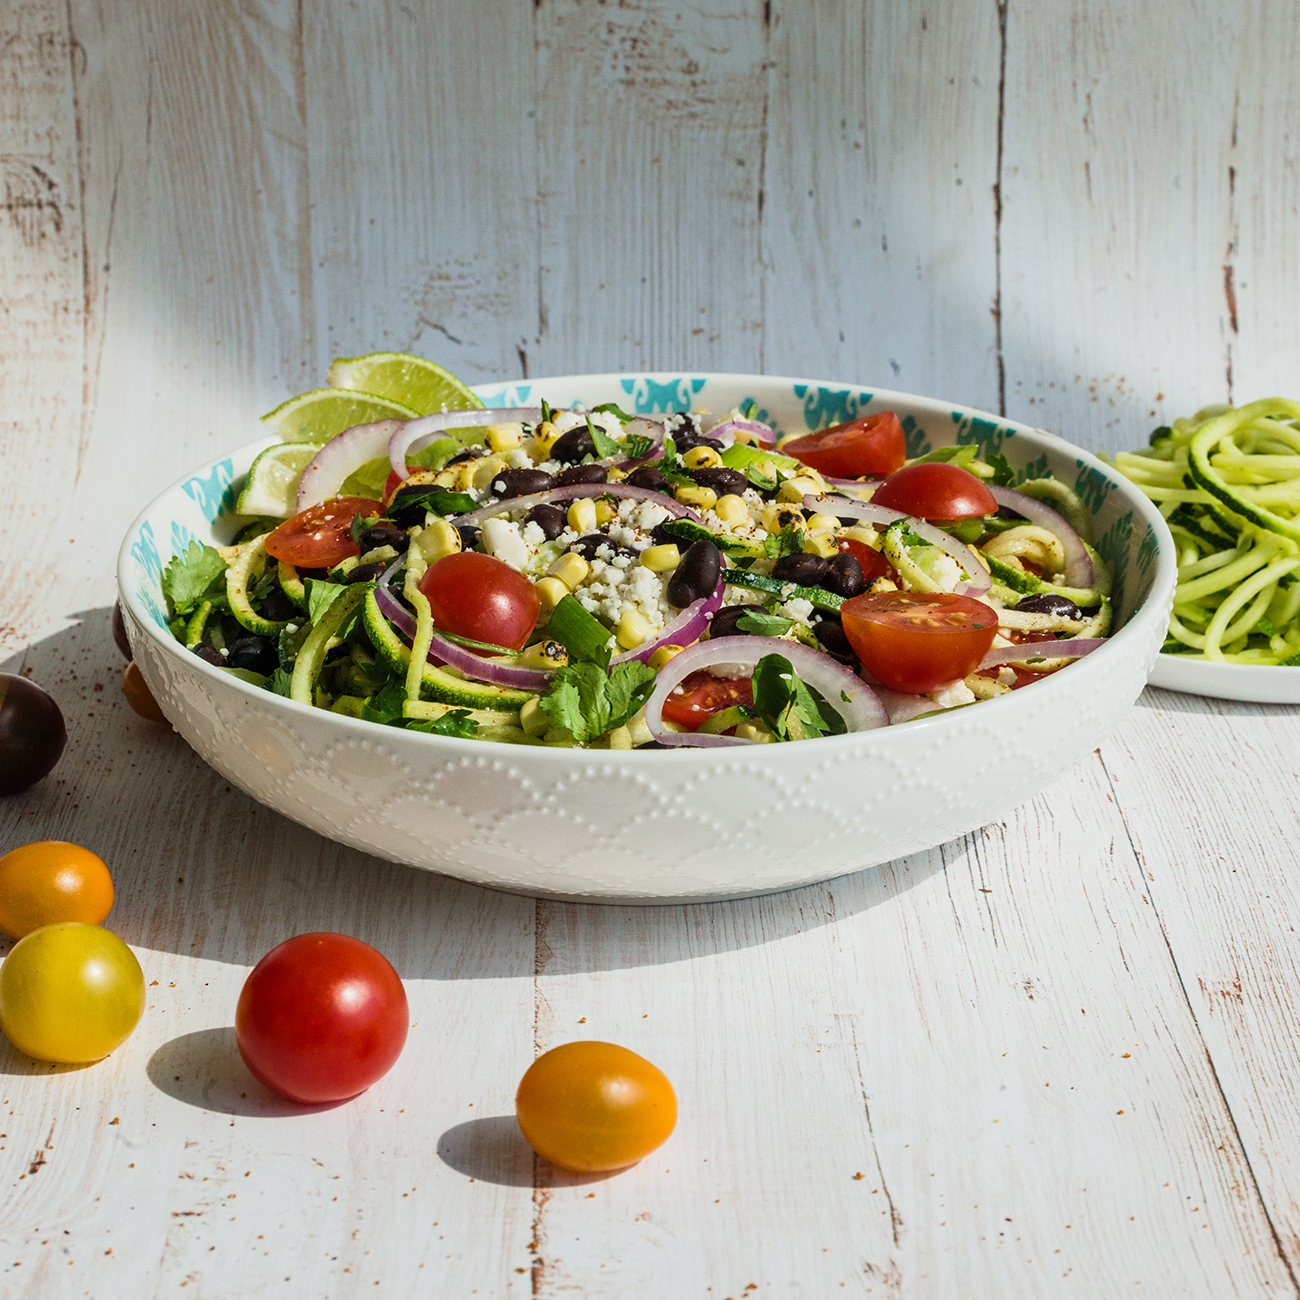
[1148,654,1300,703]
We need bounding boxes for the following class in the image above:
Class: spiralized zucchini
[1111,399,1300,663]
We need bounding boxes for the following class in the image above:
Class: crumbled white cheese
[926,680,977,708]
[480,517,530,571]
[775,597,815,626]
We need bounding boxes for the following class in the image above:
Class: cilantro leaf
[387,485,478,525]
[910,444,978,469]
[655,438,697,487]
[591,401,637,423]
[265,667,294,697]
[735,609,795,636]
[361,678,407,726]
[162,541,228,616]
[984,450,1017,487]
[586,415,621,461]
[763,524,806,560]
[539,660,656,743]
[306,578,348,624]
[404,709,479,739]
[750,653,846,742]
[623,432,655,460]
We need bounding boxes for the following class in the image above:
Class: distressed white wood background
[3,2,1300,1296]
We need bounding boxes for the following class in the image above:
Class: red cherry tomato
[837,536,893,584]
[418,552,541,652]
[382,466,420,503]
[236,933,409,1104]
[840,591,999,693]
[516,1041,678,1173]
[264,497,376,568]
[783,412,906,478]
[660,670,753,731]
[870,462,997,521]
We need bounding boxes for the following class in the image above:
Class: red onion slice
[297,420,404,511]
[388,407,543,479]
[986,485,1094,589]
[804,494,992,598]
[708,417,777,447]
[978,638,1106,669]
[643,637,888,748]
[610,578,724,666]
[823,476,884,494]
[454,482,701,528]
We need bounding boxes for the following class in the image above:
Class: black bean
[813,620,855,658]
[772,553,829,586]
[192,643,225,667]
[550,426,596,464]
[343,563,385,585]
[227,636,279,675]
[570,533,637,562]
[111,601,132,661]
[445,448,477,466]
[358,524,409,554]
[387,485,436,527]
[556,463,608,487]
[523,503,567,540]
[708,604,767,639]
[258,585,299,623]
[650,520,682,548]
[456,524,481,551]
[666,539,722,607]
[822,551,866,599]
[492,467,556,499]
[625,463,670,492]
[690,467,746,498]
[673,429,722,453]
[1015,592,1083,619]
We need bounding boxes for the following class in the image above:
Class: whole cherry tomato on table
[841,590,999,693]
[0,923,145,1063]
[0,674,66,796]
[516,1041,677,1173]
[418,552,541,652]
[783,412,906,478]
[122,661,169,723]
[869,462,997,521]
[236,932,409,1104]
[659,671,753,731]
[264,496,377,569]
[0,841,114,938]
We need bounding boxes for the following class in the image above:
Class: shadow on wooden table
[2,611,948,979]
[435,1114,619,1189]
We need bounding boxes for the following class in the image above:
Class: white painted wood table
[4,3,1300,1296]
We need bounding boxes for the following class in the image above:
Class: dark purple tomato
[111,602,132,660]
[0,675,67,796]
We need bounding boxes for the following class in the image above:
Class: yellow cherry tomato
[515,1040,677,1173]
[0,923,145,1063]
[0,841,114,939]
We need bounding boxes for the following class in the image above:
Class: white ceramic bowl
[118,373,1176,902]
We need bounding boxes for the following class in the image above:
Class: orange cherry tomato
[122,662,168,723]
[783,412,906,478]
[0,841,114,939]
[516,1041,677,1173]
[264,497,376,569]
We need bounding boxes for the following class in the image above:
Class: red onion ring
[708,418,777,447]
[453,482,701,528]
[986,484,1094,590]
[611,578,724,666]
[643,637,888,748]
[977,638,1106,669]
[823,476,883,494]
[297,420,403,511]
[804,494,992,598]
[388,407,543,479]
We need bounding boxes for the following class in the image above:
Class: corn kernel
[518,639,569,670]
[729,428,754,445]
[778,475,822,504]
[415,518,462,563]
[485,422,523,452]
[803,531,840,558]
[675,484,718,511]
[761,501,805,533]
[648,644,685,671]
[566,498,598,533]
[840,525,879,549]
[451,459,479,491]
[682,445,722,469]
[714,494,750,525]
[472,456,508,491]
[547,552,590,590]
[806,512,841,534]
[606,465,627,483]
[433,469,458,488]
[616,606,653,650]
[639,543,681,572]
[531,420,560,458]
[594,498,618,527]
[520,696,551,737]
[533,576,570,613]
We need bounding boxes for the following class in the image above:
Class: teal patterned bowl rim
[119,372,1176,725]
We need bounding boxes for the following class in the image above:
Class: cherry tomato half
[0,841,114,939]
[660,671,753,731]
[0,923,145,1063]
[418,552,541,652]
[0,674,66,796]
[841,591,999,693]
[783,412,906,479]
[869,462,997,521]
[235,933,409,1104]
[122,662,169,724]
[516,1041,677,1173]
[264,497,376,569]
[837,536,893,584]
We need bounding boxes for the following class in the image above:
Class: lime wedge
[327,352,484,417]
[261,388,420,443]
[236,443,322,518]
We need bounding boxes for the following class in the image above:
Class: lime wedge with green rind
[236,443,322,518]
[260,388,420,444]
[327,352,484,417]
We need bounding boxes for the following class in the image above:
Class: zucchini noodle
[1110,400,1300,664]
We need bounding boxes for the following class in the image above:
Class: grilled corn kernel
[518,639,569,670]
[682,445,722,470]
[735,719,776,744]
[484,421,523,452]
[530,420,560,458]
[606,465,628,483]
[729,427,754,445]
[520,696,551,737]
[616,606,653,650]
[415,517,462,563]
[675,484,718,511]
[777,475,823,504]
[594,498,618,527]
[806,512,841,534]
[639,543,681,572]
[648,644,685,671]
[840,525,879,549]
[433,468,458,488]
[533,576,570,613]
[472,456,508,491]
[566,498,598,533]
[450,459,479,491]
[714,493,750,526]
[803,531,840,559]
[547,552,590,590]
[869,576,898,593]
[761,501,805,533]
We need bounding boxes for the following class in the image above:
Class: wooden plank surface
[4,3,1300,1297]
